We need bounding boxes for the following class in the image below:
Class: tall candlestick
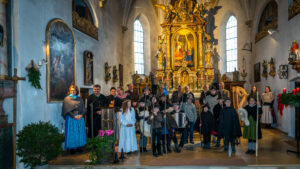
[297,88,300,94]
[292,89,296,95]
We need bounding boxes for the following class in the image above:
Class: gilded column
[197,27,203,70]
[0,0,8,79]
[165,29,171,70]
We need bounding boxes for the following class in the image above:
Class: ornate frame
[84,51,94,85]
[46,19,76,102]
[289,0,300,20]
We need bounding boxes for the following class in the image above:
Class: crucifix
[4,68,26,169]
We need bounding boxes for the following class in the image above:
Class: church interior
[1,0,300,168]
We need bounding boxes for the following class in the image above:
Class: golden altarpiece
[155,0,215,92]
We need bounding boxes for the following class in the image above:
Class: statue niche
[181,71,189,87]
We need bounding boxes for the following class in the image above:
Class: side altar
[155,0,216,92]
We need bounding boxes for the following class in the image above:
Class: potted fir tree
[16,121,64,169]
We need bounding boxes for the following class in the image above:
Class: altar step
[49,165,300,169]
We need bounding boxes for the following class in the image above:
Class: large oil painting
[172,29,196,68]
[254,62,261,82]
[46,19,76,102]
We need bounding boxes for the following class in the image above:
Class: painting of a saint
[46,19,75,102]
[84,51,93,85]
[173,30,195,68]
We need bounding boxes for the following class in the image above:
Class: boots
[162,144,166,154]
[143,147,148,152]
[152,143,158,157]
[157,143,163,156]
[167,144,172,153]
[174,143,180,153]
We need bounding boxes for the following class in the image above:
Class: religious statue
[113,65,118,83]
[104,62,111,82]
[205,42,213,68]
[262,60,268,79]
[269,58,276,77]
[181,71,189,88]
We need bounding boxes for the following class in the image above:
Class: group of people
[61,82,275,157]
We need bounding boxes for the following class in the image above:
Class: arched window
[134,20,144,74]
[225,16,237,72]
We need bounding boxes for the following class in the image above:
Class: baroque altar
[155,0,216,92]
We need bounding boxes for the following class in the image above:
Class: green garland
[27,67,42,89]
[281,93,300,107]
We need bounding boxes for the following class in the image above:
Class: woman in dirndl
[243,96,262,154]
[261,86,274,128]
[62,85,87,154]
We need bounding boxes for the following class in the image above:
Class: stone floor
[49,128,300,169]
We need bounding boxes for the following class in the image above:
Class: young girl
[200,104,214,149]
[219,98,242,152]
[243,96,262,154]
[261,86,274,128]
[118,100,138,154]
[148,104,163,157]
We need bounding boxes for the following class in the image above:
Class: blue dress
[62,95,87,149]
[118,108,138,153]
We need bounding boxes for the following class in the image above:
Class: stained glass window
[226,16,237,72]
[134,20,144,74]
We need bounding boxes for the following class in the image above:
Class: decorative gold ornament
[288,0,300,20]
[105,62,111,83]
[0,0,8,5]
[72,11,98,40]
[269,58,276,77]
[155,0,216,92]
[99,0,105,8]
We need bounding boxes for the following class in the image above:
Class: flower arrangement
[86,129,115,165]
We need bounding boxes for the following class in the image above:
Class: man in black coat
[213,96,224,147]
[86,84,108,138]
[218,97,242,152]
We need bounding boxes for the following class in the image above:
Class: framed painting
[254,62,261,82]
[46,19,76,102]
[84,51,93,85]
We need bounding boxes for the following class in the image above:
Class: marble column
[0,0,8,79]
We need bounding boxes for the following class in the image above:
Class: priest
[86,84,108,138]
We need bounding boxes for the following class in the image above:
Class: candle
[243,69,245,73]
[283,88,287,94]
[292,89,296,95]
[297,88,300,94]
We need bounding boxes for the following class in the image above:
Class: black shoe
[157,144,163,156]
[76,148,83,153]
[70,149,76,154]
[190,141,194,144]
[250,150,255,154]
[178,146,182,153]
[127,152,132,155]
[140,147,143,153]
[152,144,158,157]
[167,145,172,153]
[246,150,251,154]
[143,147,148,152]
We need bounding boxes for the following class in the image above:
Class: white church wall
[215,0,251,91]
[122,0,159,87]
[9,0,123,167]
[251,0,300,137]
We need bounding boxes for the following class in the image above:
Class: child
[172,102,188,151]
[200,104,214,149]
[213,96,224,147]
[218,97,242,152]
[148,104,163,157]
[118,100,138,154]
[243,96,262,154]
[137,99,151,152]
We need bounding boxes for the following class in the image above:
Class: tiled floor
[49,128,300,168]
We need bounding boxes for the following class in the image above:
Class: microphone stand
[164,98,167,154]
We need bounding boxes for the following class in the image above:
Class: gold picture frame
[46,19,76,102]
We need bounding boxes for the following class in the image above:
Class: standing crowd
[61,82,275,157]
